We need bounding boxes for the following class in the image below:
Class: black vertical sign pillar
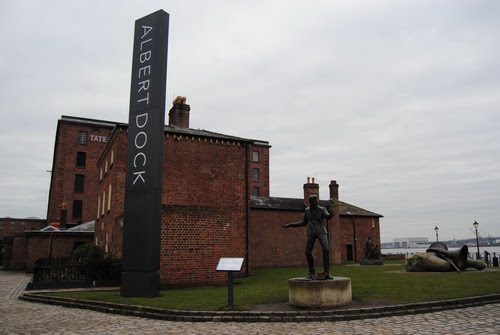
[121,10,169,297]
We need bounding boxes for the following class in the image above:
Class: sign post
[216,258,244,309]
[121,10,169,297]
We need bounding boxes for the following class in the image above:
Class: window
[107,184,112,212]
[105,160,108,174]
[74,174,85,192]
[78,131,88,145]
[72,200,83,219]
[102,191,106,216]
[100,168,103,181]
[252,151,260,162]
[252,168,260,181]
[252,187,260,196]
[97,196,101,219]
[110,150,114,166]
[76,152,86,167]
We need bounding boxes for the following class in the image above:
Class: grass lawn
[47,262,500,311]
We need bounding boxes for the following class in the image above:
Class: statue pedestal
[288,277,352,308]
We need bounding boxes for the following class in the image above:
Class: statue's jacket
[290,206,333,236]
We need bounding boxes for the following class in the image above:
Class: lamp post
[434,226,439,242]
[473,221,480,259]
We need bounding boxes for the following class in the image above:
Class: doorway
[346,244,354,262]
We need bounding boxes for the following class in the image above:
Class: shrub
[72,244,106,264]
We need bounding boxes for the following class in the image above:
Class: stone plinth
[288,277,352,308]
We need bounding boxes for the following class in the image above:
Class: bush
[72,244,106,264]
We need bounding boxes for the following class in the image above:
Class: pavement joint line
[18,291,500,322]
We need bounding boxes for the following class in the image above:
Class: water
[382,245,500,258]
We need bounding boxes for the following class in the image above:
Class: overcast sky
[1,1,499,243]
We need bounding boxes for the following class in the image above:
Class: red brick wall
[8,234,28,270]
[163,134,247,208]
[47,120,113,225]
[249,209,330,269]
[249,144,270,198]
[25,233,93,272]
[249,208,381,268]
[160,135,248,286]
[96,130,251,286]
[96,127,127,257]
[1,236,13,267]
[161,206,238,287]
[338,216,381,262]
[0,218,46,240]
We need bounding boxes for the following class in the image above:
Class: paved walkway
[1,271,499,334]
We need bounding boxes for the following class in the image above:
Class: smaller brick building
[1,217,46,268]
[249,178,383,269]
[3,223,94,271]
[0,217,46,241]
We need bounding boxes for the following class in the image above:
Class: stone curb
[18,292,500,322]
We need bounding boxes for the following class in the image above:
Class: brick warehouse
[46,116,116,226]
[46,99,382,287]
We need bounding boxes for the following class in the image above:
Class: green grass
[47,262,500,311]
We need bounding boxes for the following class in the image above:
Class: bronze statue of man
[364,236,374,259]
[284,195,335,279]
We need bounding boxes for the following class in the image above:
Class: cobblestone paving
[1,271,499,335]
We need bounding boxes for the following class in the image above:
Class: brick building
[249,179,382,268]
[95,101,270,286]
[46,100,382,287]
[2,222,93,271]
[3,116,117,271]
[46,116,116,226]
[0,217,46,267]
[0,217,46,241]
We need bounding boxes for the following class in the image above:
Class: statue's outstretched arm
[284,220,306,228]
[283,215,307,228]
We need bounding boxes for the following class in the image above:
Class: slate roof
[165,125,270,146]
[66,221,95,232]
[60,115,117,128]
[25,221,95,236]
[250,196,383,217]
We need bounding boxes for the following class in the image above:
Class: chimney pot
[168,96,190,128]
[303,177,319,204]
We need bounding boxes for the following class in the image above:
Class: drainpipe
[244,143,250,275]
[352,217,357,262]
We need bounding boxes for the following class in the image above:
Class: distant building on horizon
[385,237,430,248]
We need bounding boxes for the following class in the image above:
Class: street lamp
[473,220,480,259]
[434,226,439,242]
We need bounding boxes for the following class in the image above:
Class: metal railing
[32,258,121,285]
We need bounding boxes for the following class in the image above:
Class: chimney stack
[168,96,190,128]
[329,180,339,200]
[303,177,319,204]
